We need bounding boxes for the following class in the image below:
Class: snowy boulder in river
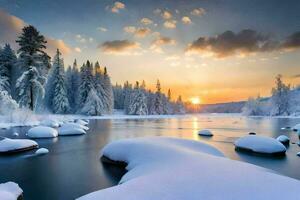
[292,124,300,131]
[276,135,290,145]
[198,129,213,137]
[0,137,38,154]
[77,137,300,200]
[234,135,286,156]
[35,148,49,155]
[0,182,23,200]
[58,124,86,136]
[39,119,60,128]
[27,126,58,138]
[75,119,89,126]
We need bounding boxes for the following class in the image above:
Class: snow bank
[0,182,23,200]
[0,137,38,153]
[77,137,300,200]
[235,135,286,155]
[35,148,49,155]
[198,129,213,136]
[39,119,60,128]
[276,135,290,145]
[27,126,58,138]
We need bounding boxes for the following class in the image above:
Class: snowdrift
[0,137,38,154]
[27,126,58,138]
[77,137,300,200]
[0,182,23,200]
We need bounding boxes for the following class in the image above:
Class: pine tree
[79,60,94,108]
[16,25,50,110]
[150,79,164,114]
[0,44,17,95]
[101,67,114,114]
[81,88,104,116]
[51,49,70,114]
[123,81,133,114]
[174,95,185,114]
[0,90,18,115]
[66,59,80,112]
[271,74,291,115]
[128,81,148,115]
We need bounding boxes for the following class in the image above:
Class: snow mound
[39,119,60,128]
[61,123,89,131]
[77,137,300,200]
[292,124,300,131]
[58,123,86,136]
[198,129,213,136]
[35,148,49,155]
[0,137,38,154]
[276,135,290,145]
[27,126,58,138]
[235,135,286,155]
[75,119,89,126]
[297,152,300,157]
[0,182,23,200]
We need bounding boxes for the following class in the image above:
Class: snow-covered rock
[297,152,300,157]
[12,132,19,137]
[58,126,86,136]
[35,148,49,155]
[39,119,60,128]
[292,124,300,131]
[75,119,89,126]
[0,137,38,154]
[248,132,256,135]
[0,182,23,200]
[198,129,213,136]
[77,137,300,200]
[276,135,290,145]
[235,135,286,155]
[27,126,58,138]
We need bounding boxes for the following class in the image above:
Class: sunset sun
[190,97,201,105]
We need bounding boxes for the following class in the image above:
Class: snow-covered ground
[0,182,23,200]
[78,137,300,200]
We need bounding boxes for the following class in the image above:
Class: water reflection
[0,114,300,200]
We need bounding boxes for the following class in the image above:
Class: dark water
[1,114,300,200]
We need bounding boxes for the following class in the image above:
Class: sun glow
[190,97,201,105]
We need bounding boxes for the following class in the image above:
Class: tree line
[0,25,185,116]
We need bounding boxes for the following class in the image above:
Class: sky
[0,0,300,104]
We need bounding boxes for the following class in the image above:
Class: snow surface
[198,129,213,136]
[35,148,49,155]
[0,182,23,200]
[276,135,290,144]
[39,119,60,128]
[61,123,89,131]
[235,135,286,154]
[0,137,38,153]
[77,137,300,200]
[27,126,58,138]
[58,126,86,136]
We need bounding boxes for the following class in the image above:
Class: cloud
[97,27,108,32]
[281,31,300,50]
[164,20,177,29]
[74,47,82,53]
[150,36,176,53]
[182,16,192,25]
[140,18,153,25]
[124,26,151,38]
[191,8,206,16]
[186,29,278,57]
[162,10,172,19]
[99,40,140,55]
[110,1,125,13]
[0,9,71,56]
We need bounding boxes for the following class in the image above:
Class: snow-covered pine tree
[81,88,104,116]
[101,67,114,114]
[94,62,106,114]
[270,74,291,116]
[0,44,17,95]
[174,95,185,114]
[66,59,80,112]
[242,96,263,116]
[15,67,45,110]
[150,80,164,115]
[113,83,125,109]
[50,49,70,114]
[0,90,18,115]
[127,82,148,115]
[79,60,94,108]
[123,81,133,114]
[16,25,50,110]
